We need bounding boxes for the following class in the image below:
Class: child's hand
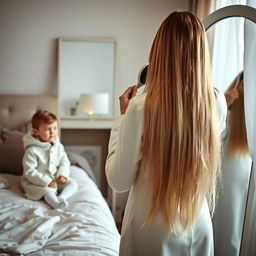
[57,176,68,184]
[48,180,57,188]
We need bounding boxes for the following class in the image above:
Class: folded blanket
[0,204,61,254]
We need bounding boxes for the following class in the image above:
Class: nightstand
[59,116,115,205]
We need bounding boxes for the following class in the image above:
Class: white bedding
[0,166,120,255]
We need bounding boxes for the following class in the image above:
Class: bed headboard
[0,94,57,175]
[0,94,57,129]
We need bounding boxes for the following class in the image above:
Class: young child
[21,110,78,210]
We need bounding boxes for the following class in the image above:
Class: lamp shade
[78,93,109,115]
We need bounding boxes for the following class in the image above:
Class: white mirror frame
[57,37,116,117]
[203,4,256,30]
[203,5,256,256]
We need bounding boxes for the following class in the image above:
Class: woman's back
[107,92,226,255]
[105,11,226,255]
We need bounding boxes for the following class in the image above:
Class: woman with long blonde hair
[106,11,227,255]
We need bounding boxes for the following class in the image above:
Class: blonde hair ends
[142,11,221,232]
[226,72,249,156]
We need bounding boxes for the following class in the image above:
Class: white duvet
[0,166,120,255]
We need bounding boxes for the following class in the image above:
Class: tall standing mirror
[203,5,256,256]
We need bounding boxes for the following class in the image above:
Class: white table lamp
[78,93,109,116]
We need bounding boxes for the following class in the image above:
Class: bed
[0,94,120,255]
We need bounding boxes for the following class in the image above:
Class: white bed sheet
[0,166,120,255]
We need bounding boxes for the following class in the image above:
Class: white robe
[106,91,227,256]
[212,128,252,256]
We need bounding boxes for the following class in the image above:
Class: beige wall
[0,0,189,115]
[0,0,190,215]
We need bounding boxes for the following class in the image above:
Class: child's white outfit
[21,132,77,209]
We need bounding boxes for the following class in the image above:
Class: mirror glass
[206,17,253,256]
[58,38,116,117]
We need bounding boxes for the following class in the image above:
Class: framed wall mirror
[58,37,116,117]
[203,4,256,256]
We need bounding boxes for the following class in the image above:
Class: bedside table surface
[60,116,115,129]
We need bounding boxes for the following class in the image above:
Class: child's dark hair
[31,110,57,129]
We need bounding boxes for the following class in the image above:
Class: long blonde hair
[142,11,221,231]
[226,72,248,156]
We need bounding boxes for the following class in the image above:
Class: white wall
[0,0,188,115]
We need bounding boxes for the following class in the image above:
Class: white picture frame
[58,37,116,117]
[64,145,102,189]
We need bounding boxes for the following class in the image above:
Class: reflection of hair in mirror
[142,11,220,231]
[136,64,148,89]
[226,71,248,156]
[139,65,148,85]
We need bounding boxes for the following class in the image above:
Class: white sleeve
[56,144,71,179]
[214,88,228,135]
[105,99,143,193]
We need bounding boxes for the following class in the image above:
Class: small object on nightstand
[70,101,79,116]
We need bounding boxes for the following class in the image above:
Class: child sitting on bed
[21,110,78,210]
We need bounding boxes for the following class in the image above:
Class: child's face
[33,121,58,143]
